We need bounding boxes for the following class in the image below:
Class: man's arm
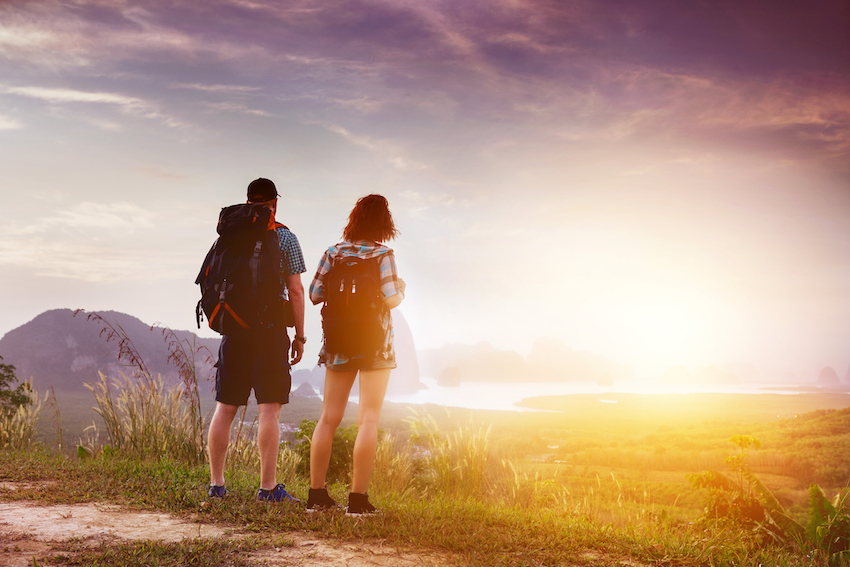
[287,273,305,364]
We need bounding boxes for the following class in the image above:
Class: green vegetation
[0,355,44,450]
[84,372,205,463]
[48,533,292,567]
[2,314,849,565]
[293,418,357,484]
[689,435,850,566]
[0,355,32,415]
[3,386,850,566]
[0,442,839,567]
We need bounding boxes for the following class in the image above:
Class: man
[207,177,307,502]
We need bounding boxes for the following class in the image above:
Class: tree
[0,356,32,417]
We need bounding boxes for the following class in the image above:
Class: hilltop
[0,309,220,393]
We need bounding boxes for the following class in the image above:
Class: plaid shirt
[309,240,403,364]
[276,225,306,299]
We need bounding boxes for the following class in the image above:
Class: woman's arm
[379,252,405,309]
[308,250,332,305]
[383,278,406,309]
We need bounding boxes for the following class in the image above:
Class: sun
[620,298,722,376]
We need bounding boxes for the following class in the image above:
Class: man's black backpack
[321,256,385,356]
[195,203,284,334]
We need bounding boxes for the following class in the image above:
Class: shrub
[85,372,205,462]
[0,378,43,450]
[0,356,31,417]
[293,419,358,484]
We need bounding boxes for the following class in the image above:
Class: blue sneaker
[208,485,229,499]
[257,483,300,503]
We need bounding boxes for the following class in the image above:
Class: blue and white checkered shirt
[309,240,403,365]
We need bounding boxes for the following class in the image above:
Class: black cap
[247,178,278,202]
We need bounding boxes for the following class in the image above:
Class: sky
[0,0,848,381]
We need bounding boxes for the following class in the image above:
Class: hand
[290,337,304,365]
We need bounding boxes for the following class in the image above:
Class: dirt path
[0,483,449,566]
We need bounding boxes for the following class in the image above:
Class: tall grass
[371,432,417,497]
[0,378,44,450]
[74,310,212,460]
[85,372,205,462]
[369,409,699,535]
[160,326,211,462]
[4,391,838,565]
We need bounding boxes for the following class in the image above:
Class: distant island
[1,309,847,397]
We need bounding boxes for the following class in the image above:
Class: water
[375,378,830,412]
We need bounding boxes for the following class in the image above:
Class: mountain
[0,308,425,396]
[817,366,841,386]
[388,311,425,394]
[0,309,221,392]
[526,337,633,382]
[418,342,526,383]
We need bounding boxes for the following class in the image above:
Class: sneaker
[346,492,379,516]
[257,483,300,503]
[208,485,229,499]
[306,488,339,512]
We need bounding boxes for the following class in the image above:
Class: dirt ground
[0,482,449,566]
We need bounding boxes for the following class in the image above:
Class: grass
[3,329,849,566]
[0,447,838,566]
[48,535,293,567]
[0,378,44,451]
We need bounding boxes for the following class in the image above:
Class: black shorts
[215,326,291,406]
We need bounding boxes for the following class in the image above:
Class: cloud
[0,202,193,283]
[4,86,144,106]
[0,113,22,129]
[44,202,156,232]
[0,1,278,72]
[201,101,274,117]
[135,166,188,180]
[0,4,93,68]
[331,97,386,114]
[172,83,261,94]
[0,237,187,283]
[1,84,186,128]
[323,122,427,170]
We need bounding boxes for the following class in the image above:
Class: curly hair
[343,194,399,243]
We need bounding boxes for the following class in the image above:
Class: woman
[306,194,405,515]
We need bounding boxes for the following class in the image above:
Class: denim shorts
[320,351,397,372]
[215,326,291,406]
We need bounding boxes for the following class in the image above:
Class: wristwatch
[294,335,307,344]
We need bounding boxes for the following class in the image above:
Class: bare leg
[208,402,239,486]
[310,369,357,489]
[351,368,391,494]
[257,402,283,490]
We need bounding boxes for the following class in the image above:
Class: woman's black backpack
[195,203,283,334]
[321,256,385,356]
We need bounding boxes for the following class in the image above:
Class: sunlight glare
[622,298,720,375]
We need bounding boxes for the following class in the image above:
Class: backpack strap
[249,240,262,298]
